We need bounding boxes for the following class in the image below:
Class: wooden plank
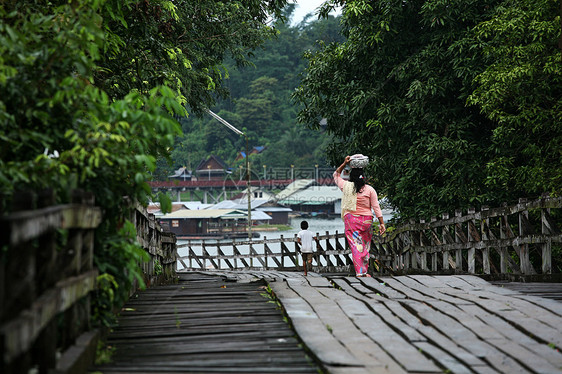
[414,341,472,374]
[0,269,98,363]
[328,277,428,343]
[421,284,562,352]
[2,205,101,246]
[290,284,409,373]
[395,276,471,304]
[401,300,531,373]
[305,276,332,288]
[94,273,318,374]
[304,285,438,373]
[329,277,374,300]
[458,303,562,370]
[380,299,491,369]
[357,277,407,299]
[370,277,428,301]
[362,297,427,343]
[269,282,360,368]
[440,286,562,347]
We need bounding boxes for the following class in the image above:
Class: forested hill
[156,9,344,178]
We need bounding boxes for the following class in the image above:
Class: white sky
[290,0,341,25]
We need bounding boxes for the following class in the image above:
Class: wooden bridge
[1,194,561,373]
[93,270,562,373]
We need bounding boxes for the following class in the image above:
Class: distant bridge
[148,177,335,203]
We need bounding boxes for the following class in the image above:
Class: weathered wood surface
[201,271,562,374]
[376,195,562,276]
[92,272,319,373]
[0,190,102,374]
[132,203,177,290]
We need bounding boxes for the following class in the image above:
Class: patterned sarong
[344,214,373,276]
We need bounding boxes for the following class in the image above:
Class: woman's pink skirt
[344,214,373,276]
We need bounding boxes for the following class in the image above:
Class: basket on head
[349,154,369,168]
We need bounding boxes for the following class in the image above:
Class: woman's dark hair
[349,168,366,194]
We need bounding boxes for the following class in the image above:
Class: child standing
[296,221,315,276]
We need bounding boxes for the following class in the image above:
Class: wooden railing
[0,190,102,374]
[374,195,561,277]
[132,204,177,289]
[177,196,561,278]
[0,193,177,374]
[177,232,351,273]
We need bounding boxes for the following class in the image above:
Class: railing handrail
[0,191,101,372]
[375,195,561,276]
[178,195,561,277]
[177,231,345,249]
[0,194,178,374]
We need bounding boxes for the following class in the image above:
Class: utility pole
[206,109,252,240]
[246,135,252,240]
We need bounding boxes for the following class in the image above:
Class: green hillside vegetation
[156,8,344,178]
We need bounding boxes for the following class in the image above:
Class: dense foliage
[295,0,562,220]
[0,0,288,325]
[160,8,344,177]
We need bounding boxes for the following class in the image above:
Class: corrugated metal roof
[159,208,271,220]
[183,202,213,210]
[159,209,246,219]
[250,211,272,220]
[209,199,268,210]
[278,185,342,205]
[256,206,293,212]
[274,179,315,200]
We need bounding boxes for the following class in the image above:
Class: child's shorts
[302,253,313,263]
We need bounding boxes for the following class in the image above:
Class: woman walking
[334,155,386,277]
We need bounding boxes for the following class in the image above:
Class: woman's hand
[379,223,386,235]
[336,156,351,174]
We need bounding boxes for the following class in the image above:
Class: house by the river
[158,208,271,239]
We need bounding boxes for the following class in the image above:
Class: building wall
[265,211,289,225]
[160,218,207,235]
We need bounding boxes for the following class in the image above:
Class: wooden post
[188,240,192,270]
[325,230,331,268]
[441,213,449,271]
[403,231,410,271]
[202,241,207,270]
[455,210,463,271]
[541,209,552,274]
[499,215,508,273]
[518,198,531,274]
[410,223,418,270]
[430,217,438,272]
[232,238,237,269]
[419,219,427,271]
[481,206,490,274]
[263,236,268,269]
[294,233,299,269]
[216,240,221,270]
[467,207,476,274]
[280,235,285,269]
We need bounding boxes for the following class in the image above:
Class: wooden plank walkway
[91,272,319,373]
[205,271,562,374]
[92,271,562,374]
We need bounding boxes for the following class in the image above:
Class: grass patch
[254,224,292,231]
